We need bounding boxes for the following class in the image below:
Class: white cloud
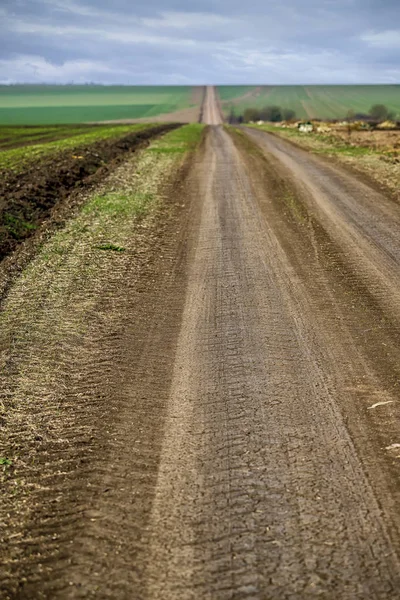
[361,30,400,49]
[5,13,201,48]
[0,1,399,84]
[141,11,237,30]
[0,55,118,84]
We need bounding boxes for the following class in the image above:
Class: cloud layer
[1,0,399,84]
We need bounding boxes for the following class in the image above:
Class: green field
[0,124,149,172]
[218,85,400,120]
[0,86,199,125]
[0,125,103,150]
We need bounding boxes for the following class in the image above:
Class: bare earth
[331,128,400,151]
[202,85,223,125]
[1,88,400,598]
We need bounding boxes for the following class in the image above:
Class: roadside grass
[0,124,149,173]
[248,123,400,199]
[85,191,155,218]
[96,243,126,252]
[1,119,204,362]
[149,123,204,153]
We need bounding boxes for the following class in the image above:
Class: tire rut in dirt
[0,154,198,599]
[238,126,400,532]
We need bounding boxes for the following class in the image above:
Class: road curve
[201,86,223,125]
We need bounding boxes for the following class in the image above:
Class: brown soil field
[0,125,177,262]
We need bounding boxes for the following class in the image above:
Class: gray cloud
[0,0,399,84]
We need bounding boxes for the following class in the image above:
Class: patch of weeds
[51,245,67,256]
[96,243,125,252]
[282,190,307,224]
[3,213,37,239]
[84,191,154,218]
[0,457,13,469]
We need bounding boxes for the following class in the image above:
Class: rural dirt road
[202,85,223,125]
[2,88,400,599]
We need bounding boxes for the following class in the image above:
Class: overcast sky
[0,0,399,85]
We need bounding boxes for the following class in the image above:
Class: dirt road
[202,85,223,125]
[141,128,400,598]
[2,96,400,598]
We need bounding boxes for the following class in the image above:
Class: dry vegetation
[251,123,400,201]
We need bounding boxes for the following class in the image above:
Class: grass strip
[0,124,149,173]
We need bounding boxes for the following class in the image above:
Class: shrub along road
[1,88,400,598]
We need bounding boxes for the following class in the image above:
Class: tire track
[142,127,400,598]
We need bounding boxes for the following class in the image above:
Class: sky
[0,0,399,85]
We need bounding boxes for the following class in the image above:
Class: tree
[260,105,282,122]
[243,107,261,123]
[346,109,355,122]
[228,106,237,124]
[369,104,389,121]
[282,108,296,121]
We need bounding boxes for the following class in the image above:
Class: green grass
[0,124,148,172]
[84,125,205,217]
[219,85,400,120]
[84,124,204,219]
[0,85,198,125]
[85,191,155,218]
[96,243,126,252]
[4,214,37,239]
[0,125,99,149]
[149,123,204,153]
[218,86,256,102]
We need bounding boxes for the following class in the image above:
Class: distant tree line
[228,102,397,125]
[228,105,296,124]
[348,104,396,122]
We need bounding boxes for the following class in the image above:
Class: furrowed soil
[0,124,177,263]
[1,88,400,599]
